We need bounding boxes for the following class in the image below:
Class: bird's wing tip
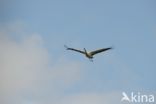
[110,46,114,49]
[64,45,68,49]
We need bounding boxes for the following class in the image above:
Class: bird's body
[85,52,93,59]
[64,45,112,61]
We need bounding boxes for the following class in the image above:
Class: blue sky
[0,0,156,104]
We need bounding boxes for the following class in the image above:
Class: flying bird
[64,45,112,61]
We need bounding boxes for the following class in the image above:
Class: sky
[0,0,156,104]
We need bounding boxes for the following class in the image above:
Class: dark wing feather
[90,47,112,56]
[64,45,85,54]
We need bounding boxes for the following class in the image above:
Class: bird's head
[84,48,87,53]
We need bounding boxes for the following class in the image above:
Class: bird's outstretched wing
[90,47,112,56]
[64,45,85,54]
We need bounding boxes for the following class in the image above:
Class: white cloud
[58,92,121,104]
[0,22,130,104]
[0,23,84,104]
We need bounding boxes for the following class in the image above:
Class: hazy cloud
[0,23,84,104]
[58,92,121,104]
[0,22,126,104]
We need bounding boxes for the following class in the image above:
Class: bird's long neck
[84,48,87,54]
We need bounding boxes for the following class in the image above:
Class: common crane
[64,45,112,61]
